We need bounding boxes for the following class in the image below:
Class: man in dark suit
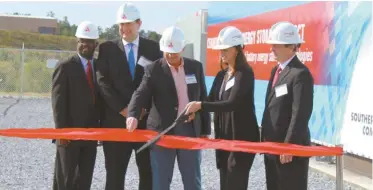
[51,21,101,190]
[126,26,211,190]
[95,3,162,190]
[261,21,314,190]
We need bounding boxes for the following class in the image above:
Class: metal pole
[20,42,25,98]
[336,144,344,190]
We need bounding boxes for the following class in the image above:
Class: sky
[0,1,208,33]
[207,1,308,25]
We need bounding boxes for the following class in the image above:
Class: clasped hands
[126,101,202,132]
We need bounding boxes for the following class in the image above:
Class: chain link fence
[0,47,76,98]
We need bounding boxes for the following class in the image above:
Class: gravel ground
[0,99,367,190]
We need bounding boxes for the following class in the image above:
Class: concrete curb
[309,157,372,190]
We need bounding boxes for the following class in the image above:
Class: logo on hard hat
[232,35,242,41]
[283,31,294,37]
[122,15,127,19]
[85,27,90,32]
[168,42,173,48]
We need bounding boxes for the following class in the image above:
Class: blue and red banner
[206,1,372,158]
[207,1,333,85]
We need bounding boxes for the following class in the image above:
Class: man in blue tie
[95,2,162,190]
[127,43,136,79]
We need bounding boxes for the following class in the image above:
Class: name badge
[225,77,235,91]
[185,74,197,84]
[275,84,288,97]
[138,56,152,67]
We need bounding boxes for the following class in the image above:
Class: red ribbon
[0,128,343,157]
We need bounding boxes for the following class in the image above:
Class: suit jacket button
[174,107,178,111]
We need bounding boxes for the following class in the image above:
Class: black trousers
[103,141,152,190]
[219,153,255,190]
[53,141,97,190]
[264,155,309,190]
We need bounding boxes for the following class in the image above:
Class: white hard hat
[75,21,99,40]
[116,3,140,24]
[159,26,186,53]
[213,26,244,50]
[266,21,304,44]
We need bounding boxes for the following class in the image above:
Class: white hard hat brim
[75,34,99,40]
[213,44,245,50]
[160,46,183,54]
[212,44,234,50]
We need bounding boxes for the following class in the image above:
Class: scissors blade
[136,108,191,154]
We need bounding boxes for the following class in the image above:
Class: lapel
[266,57,295,105]
[116,39,127,60]
[92,58,97,74]
[134,37,145,78]
[118,37,145,80]
[213,69,226,101]
[183,58,194,101]
[92,57,98,86]
[265,67,276,105]
[116,39,131,72]
[72,54,93,95]
[137,37,144,63]
[161,58,178,104]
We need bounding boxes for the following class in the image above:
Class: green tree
[99,24,120,40]
[69,24,78,36]
[98,26,104,37]
[46,11,55,18]
[56,16,73,36]
[147,31,162,42]
[139,30,147,38]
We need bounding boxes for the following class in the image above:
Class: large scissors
[136,107,192,154]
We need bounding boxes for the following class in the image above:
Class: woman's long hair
[220,45,248,73]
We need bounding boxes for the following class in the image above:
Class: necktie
[272,66,282,88]
[86,60,95,103]
[128,43,135,79]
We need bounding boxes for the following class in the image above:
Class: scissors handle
[136,107,192,154]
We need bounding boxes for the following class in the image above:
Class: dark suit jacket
[95,37,162,129]
[204,64,259,168]
[127,57,211,137]
[51,54,102,131]
[261,56,314,146]
[206,64,259,141]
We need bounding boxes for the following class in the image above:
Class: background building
[0,14,57,34]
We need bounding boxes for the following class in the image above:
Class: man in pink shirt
[126,26,211,190]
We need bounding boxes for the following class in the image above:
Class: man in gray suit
[126,26,211,190]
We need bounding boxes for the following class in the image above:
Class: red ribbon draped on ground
[0,128,343,157]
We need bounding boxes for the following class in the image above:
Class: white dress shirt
[278,54,296,71]
[122,35,140,64]
[77,53,95,80]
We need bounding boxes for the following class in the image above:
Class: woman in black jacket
[185,26,260,190]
